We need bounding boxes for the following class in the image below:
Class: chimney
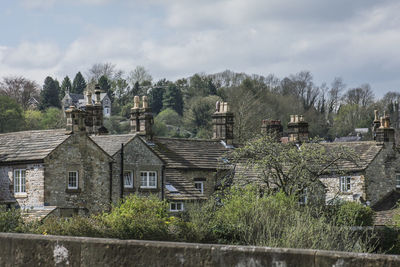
[287,114,309,143]
[376,111,395,143]
[372,110,380,140]
[130,95,153,140]
[65,106,86,134]
[212,101,234,145]
[85,90,94,135]
[261,119,283,142]
[91,85,108,135]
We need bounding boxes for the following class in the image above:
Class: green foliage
[102,195,170,240]
[163,84,184,115]
[41,108,65,129]
[98,75,112,99]
[103,116,130,134]
[40,76,61,110]
[149,86,165,114]
[60,76,72,100]
[0,95,24,133]
[0,207,23,232]
[24,110,43,130]
[334,201,374,226]
[155,108,182,126]
[72,72,87,94]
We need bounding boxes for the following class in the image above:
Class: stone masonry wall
[44,134,112,214]
[320,174,365,203]
[111,137,164,204]
[365,143,400,206]
[0,164,45,208]
[0,233,399,267]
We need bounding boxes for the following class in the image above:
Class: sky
[1,0,400,97]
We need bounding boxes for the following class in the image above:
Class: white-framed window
[14,169,26,193]
[340,176,351,192]
[124,171,134,188]
[68,171,78,189]
[105,107,109,115]
[140,171,157,188]
[194,181,204,194]
[396,173,400,188]
[170,202,184,212]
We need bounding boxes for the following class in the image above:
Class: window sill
[339,191,352,195]
[123,187,135,192]
[66,188,81,194]
[138,187,159,192]
[14,193,27,198]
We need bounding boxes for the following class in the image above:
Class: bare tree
[128,66,153,86]
[328,77,345,114]
[86,62,116,82]
[343,84,374,107]
[0,76,40,110]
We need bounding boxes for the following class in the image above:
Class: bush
[334,201,375,226]
[0,206,23,232]
[101,195,170,240]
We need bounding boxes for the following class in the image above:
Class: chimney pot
[142,95,148,109]
[133,95,140,109]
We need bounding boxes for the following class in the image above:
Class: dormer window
[140,171,157,188]
[194,181,204,194]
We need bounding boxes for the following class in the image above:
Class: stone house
[0,118,113,216]
[62,91,111,117]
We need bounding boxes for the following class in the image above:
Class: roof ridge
[0,129,65,136]
[155,137,221,142]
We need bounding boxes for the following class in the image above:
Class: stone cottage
[0,108,113,216]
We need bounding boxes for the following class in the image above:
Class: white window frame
[170,202,184,212]
[140,171,157,188]
[14,169,26,193]
[340,176,351,192]
[194,181,204,194]
[68,171,79,189]
[396,173,400,189]
[124,170,134,188]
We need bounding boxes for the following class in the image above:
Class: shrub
[334,201,374,226]
[0,206,23,232]
[101,195,169,240]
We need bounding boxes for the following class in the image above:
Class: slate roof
[90,134,136,156]
[0,129,69,163]
[164,169,207,201]
[152,137,231,169]
[68,93,84,103]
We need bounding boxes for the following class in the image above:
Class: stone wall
[320,173,365,203]
[44,133,112,214]
[0,233,399,267]
[365,143,400,206]
[111,136,164,204]
[0,164,45,208]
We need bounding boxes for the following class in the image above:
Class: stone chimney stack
[376,111,395,143]
[66,106,86,134]
[372,110,381,140]
[85,90,94,135]
[91,85,108,135]
[261,119,283,142]
[287,114,309,143]
[130,95,154,140]
[212,101,234,145]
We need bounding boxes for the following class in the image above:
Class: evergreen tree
[60,76,72,99]
[163,83,183,115]
[40,76,61,110]
[98,75,112,98]
[72,72,86,94]
[149,86,165,114]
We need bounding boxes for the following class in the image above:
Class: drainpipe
[109,162,113,204]
[120,143,124,199]
[161,165,165,201]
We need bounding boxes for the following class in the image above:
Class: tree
[40,77,61,110]
[231,135,358,197]
[98,75,112,97]
[0,76,40,110]
[163,84,183,115]
[343,84,374,107]
[72,72,87,94]
[60,76,72,100]
[87,62,116,82]
[155,108,182,126]
[128,66,152,86]
[0,95,24,133]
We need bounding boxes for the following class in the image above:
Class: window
[14,169,26,193]
[340,176,351,192]
[140,171,157,188]
[68,171,78,189]
[298,188,308,205]
[194,181,204,194]
[124,171,134,188]
[170,202,184,212]
[396,174,400,188]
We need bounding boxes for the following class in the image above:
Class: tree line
[1,63,399,142]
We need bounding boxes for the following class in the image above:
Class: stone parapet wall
[0,233,399,267]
